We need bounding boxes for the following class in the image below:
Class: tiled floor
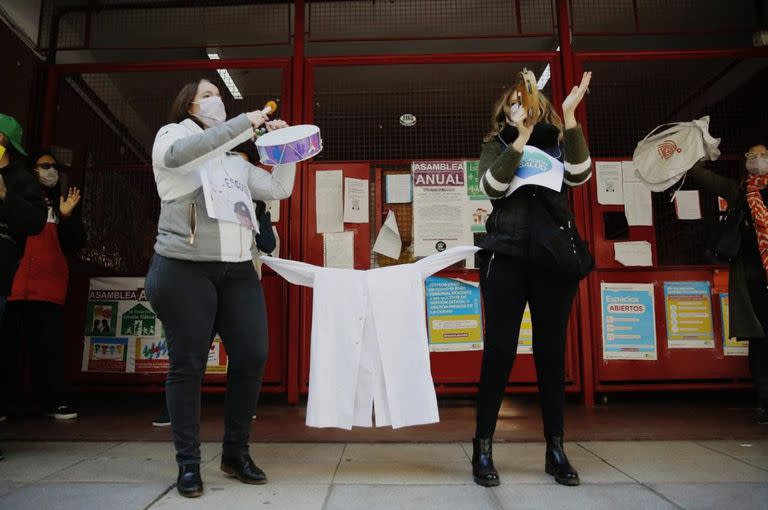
[0,440,766,510]
[1,394,766,508]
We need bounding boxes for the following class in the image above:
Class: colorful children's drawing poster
[83,278,160,373]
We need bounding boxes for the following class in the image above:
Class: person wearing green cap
[0,114,47,448]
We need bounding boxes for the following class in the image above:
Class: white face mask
[747,158,768,176]
[190,96,226,128]
[37,167,59,188]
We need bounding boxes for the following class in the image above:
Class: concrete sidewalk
[0,440,766,509]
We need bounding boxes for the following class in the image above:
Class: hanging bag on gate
[632,116,721,192]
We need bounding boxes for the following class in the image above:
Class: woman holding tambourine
[145,78,295,498]
[472,71,594,487]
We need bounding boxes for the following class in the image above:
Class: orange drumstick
[262,100,278,115]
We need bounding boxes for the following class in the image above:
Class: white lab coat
[261,246,479,430]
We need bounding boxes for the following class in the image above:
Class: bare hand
[562,71,592,117]
[59,186,81,218]
[246,110,269,129]
[508,97,533,140]
[265,120,289,132]
[0,175,6,200]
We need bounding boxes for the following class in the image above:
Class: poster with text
[135,337,170,373]
[664,281,715,349]
[84,337,130,372]
[85,302,118,337]
[206,336,229,374]
[83,278,155,373]
[721,294,748,356]
[465,160,492,233]
[412,161,473,257]
[121,303,157,337]
[601,283,658,360]
[517,304,533,354]
[426,277,483,352]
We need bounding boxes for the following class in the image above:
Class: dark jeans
[145,255,269,465]
[475,252,579,439]
[0,300,66,410]
[746,274,768,383]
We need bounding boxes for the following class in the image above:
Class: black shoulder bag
[529,190,595,280]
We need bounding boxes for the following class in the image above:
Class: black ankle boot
[545,436,580,486]
[472,438,500,487]
[177,464,203,498]
[221,451,267,485]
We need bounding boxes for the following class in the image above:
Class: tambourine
[255,125,322,165]
[514,68,540,126]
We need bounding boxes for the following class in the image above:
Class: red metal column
[286,0,306,405]
[557,0,575,92]
[556,0,596,407]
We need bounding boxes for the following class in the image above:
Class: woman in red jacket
[0,150,86,420]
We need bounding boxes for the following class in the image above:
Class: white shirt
[261,246,479,429]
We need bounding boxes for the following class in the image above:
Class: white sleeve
[248,163,297,201]
[152,114,254,175]
[413,246,480,280]
[259,256,318,288]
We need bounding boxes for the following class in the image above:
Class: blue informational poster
[601,282,658,360]
[425,276,483,352]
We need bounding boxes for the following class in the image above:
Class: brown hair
[168,79,209,125]
[483,86,563,143]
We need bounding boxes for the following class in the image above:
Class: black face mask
[498,122,560,150]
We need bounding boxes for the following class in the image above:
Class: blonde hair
[483,86,563,143]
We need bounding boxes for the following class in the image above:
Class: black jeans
[746,274,768,385]
[145,255,269,465]
[475,252,579,439]
[0,300,66,411]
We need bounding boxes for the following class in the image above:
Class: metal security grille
[58,68,283,166]
[39,0,291,51]
[570,0,760,35]
[373,164,415,268]
[583,57,768,266]
[582,58,768,159]
[634,0,758,33]
[53,66,284,273]
[39,0,86,50]
[56,10,87,49]
[313,60,555,161]
[81,166,159,274]
[308,0,555,41]
[570,0,636,34]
